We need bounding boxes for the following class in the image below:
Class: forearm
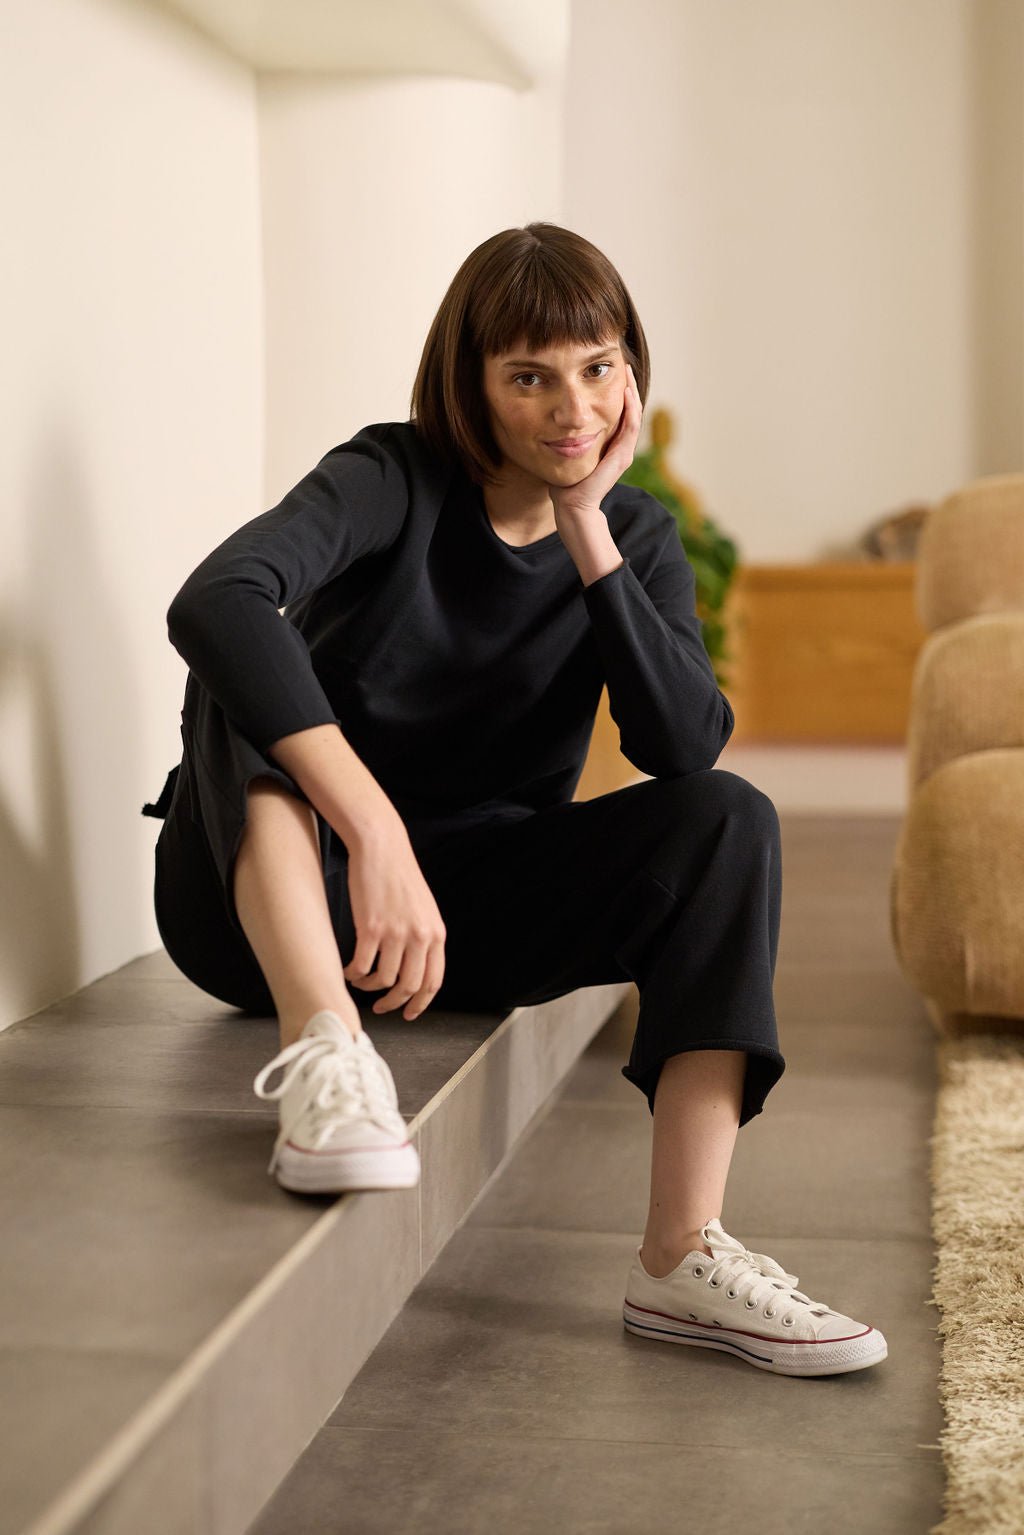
[266,722,405,853]
[583,556,734,775]
[557,509,625,588]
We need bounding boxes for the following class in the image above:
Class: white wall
[563,0,1023,563]
[1,0,263,1026]
[258,69,564,497]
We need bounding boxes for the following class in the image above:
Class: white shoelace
[253,1034,402,1174]
[699,1245,832,1324]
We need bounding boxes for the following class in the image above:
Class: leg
[415,769,785,1129]
[639,1047,747,1276]
[411,770,783,1274]
[233,777,362,1049]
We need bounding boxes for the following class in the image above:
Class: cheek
[495,399,541,441]
[602,378,627,416]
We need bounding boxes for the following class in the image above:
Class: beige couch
[890,472,1024,1034]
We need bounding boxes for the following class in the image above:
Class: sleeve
[581,512,735,777]
[166,425,409,755]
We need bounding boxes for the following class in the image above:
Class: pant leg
[395,770,786,1129]
[151,676,345,1014]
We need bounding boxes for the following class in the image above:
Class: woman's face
[481,334,627,492]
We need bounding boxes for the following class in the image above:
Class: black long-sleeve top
[166,419,734,837]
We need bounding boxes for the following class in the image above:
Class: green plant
[619,424,740,689]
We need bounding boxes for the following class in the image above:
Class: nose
[551,381,589,433]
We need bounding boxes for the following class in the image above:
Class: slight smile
[544,434,598,458]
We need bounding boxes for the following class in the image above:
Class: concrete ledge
[0,953,630,1535]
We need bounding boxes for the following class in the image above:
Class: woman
[143,222,886,1378]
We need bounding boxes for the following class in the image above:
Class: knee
[658,768,780,846]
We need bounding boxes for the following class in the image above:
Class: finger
[404,941,446,1020]
[343,932,382,984]
[373,939,428,1014]
[625,371,643,435]
[361,933,404,1001]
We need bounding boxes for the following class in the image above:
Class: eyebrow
[500,346,618,368]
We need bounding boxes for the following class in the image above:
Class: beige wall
[564,0,1023,563]
[2,0,263,1027]
[258,69,563,496]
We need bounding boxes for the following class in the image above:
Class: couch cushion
[907,614,1024,789]
[916,474,1024,630]
[891,751,1024,1014]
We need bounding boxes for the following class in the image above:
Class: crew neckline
[472,484,564,558]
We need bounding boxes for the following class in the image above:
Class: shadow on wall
[0,610,80,1020]
[0,419,143,1025]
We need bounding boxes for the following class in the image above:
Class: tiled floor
[249,815,945,1534]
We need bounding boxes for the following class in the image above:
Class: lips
[545,434,597,448]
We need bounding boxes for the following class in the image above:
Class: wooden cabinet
[722,561,927,743]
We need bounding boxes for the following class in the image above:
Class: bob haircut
[411,222,651,486]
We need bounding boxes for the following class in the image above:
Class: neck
[481,468,555,537]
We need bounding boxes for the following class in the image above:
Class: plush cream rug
[929,1021,1024,1534]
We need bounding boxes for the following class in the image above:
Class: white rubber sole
[622,1299,888,1377]
[273,1140,421,1194]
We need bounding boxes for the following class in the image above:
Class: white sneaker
[623,1218,888,1377]
[252,1011,420,1194]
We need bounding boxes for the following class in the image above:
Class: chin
[547,451,603,484]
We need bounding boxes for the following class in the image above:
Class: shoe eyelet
[693,1265,704,1277]
[782,1316,795,1327]
[764,1308,776,1319]
[744,1298,757,1309]
[726,1288,737,1298]
[708,1277,720,1287]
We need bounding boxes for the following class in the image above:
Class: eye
[586,362,613,379]
[512,372,542,388]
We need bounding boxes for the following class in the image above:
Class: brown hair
[411,222,651,485]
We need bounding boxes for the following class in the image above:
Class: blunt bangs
[468,245,629,361]
[411,223,650,485]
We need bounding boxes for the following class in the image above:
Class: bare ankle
[280,1005,362,1049]
[640,1229,715,1278]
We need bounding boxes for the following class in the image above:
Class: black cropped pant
[147,685,786,1128]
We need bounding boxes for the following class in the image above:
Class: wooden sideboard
[723,560,926,744]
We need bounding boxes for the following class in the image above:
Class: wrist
[342,803,407,856]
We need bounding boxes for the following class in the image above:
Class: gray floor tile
[773,963,931,1031]
[249,1427,943,1535]
[326,1226,941,1462]
[554,994,644,1106]
[0,1102,322,1357]
[467,1071,934,1242]
[0,987,505,1118]
[353,1009,507,1115]
[0,1346,179,1535]
[561,982,932,1108]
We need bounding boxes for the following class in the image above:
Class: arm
[580,528,735,777]
[552,366,733,777]
[265,721,406,852]
[170,426,448,1021]
[167,426,408,755]
[267,720,448,1021]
